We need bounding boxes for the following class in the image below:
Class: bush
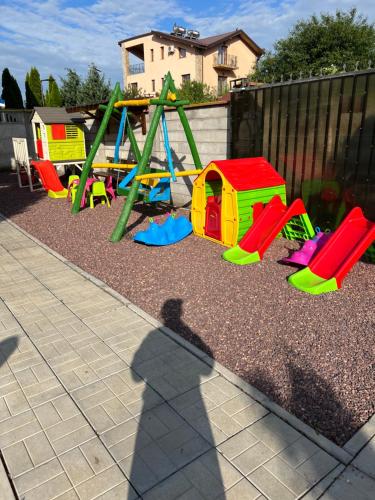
[177,80,216,104]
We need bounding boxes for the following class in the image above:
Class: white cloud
[0,0,374,96]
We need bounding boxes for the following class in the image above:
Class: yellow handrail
[135,169,201,181]
[92,163,136,169]
[114,99,150,108]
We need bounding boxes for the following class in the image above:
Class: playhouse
[31,107,86,162]
[191,157,288,247]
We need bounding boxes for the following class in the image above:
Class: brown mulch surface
[0,171,374,446]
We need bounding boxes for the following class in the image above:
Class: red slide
[289,207,375,294]
[31,160,68,198]
[222,195,308,265]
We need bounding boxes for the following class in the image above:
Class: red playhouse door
[35,124,44,158]
[205,195,222,240]
[36,139,44,158]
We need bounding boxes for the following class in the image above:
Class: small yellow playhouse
[31,107,86,162]
[191,157,287,247]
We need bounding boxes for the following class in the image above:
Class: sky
[1,0,374,93]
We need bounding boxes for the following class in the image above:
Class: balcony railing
[213,54,238,70]
[128,63,145,75]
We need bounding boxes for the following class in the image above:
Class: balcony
[213,54,238,70]
[128,63,145,75]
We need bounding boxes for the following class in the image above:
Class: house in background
[119,27,263,95]
[31,107,86,162]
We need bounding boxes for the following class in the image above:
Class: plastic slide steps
[31,160,68,198]
[288,207,375,294]
[222,195,307,265]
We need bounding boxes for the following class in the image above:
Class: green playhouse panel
[47,125,86,161]
[236,185,287,241]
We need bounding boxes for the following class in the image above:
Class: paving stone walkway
[0,216,374,500]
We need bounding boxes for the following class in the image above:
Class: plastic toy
[288,207,375,294]
[31,107,86,163]
[192,157,313,247]
[222,196,313,265]
[281,230,332,266]
[31,160,68,198]
[88,181,110,209]
[134,214,192,246]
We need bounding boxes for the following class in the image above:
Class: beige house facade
[118,29,263,95]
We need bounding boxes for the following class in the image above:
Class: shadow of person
[127,299,224,498]
[0,336,19,368]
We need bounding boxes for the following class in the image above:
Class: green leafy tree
[177,80,215,104]
[122,84,147,99]
[251,9,375,82]
[60,68,82,107]
[1,68,24,108]
[79,63,111,105]
[25,67,43,108]
[45,76,62,107]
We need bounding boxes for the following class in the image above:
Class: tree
[60,68,81,107]
[25,67,43,108]
[1,68,24,108]
[251,9,375,82]
[177,80,215,104]
[122,84,146,99]
[79,63,111,105]
[45,76,62,107]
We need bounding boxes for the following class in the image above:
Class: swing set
[71,72,202,242]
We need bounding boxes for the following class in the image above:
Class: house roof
[32,107,85,124]
[118,29,263,57]
[208,157,285,191]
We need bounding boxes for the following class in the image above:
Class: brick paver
[0,217,374,499]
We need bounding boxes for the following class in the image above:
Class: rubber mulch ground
[0,172,374,446]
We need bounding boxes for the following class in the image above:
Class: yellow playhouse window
[65,125,78,139]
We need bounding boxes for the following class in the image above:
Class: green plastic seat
[89,181,110,209]
[68,175,80,204]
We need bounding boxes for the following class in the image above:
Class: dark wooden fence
[230,70,375,231]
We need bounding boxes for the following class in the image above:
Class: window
[51,124,66,140]
[131,82,138,92]
[160,47,164,60]
[218,76,227,95]
[152,80,155,92]
[182,74,190,83]
[65,125,78,139]
[218,45,227,65]
[150,49,154,62]
[179,47,186,58]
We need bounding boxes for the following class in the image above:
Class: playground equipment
[192,157,313,247]
[12,137,39,191]
[30,160,68,198]
[31,107,86,163]
[88,181,110,209]
[281,230,332,267]
[72,73,202,243]
[222,196,313,265]
[134,214,192,245]
[288,207,375,294]
[110,73,202,242]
